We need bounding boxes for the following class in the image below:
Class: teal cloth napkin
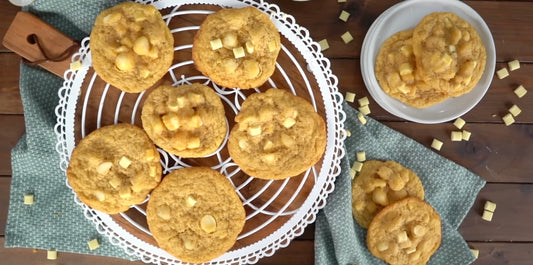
[5,0,135,260]
[315,103,486,265]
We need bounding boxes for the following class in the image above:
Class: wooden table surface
[1,0,533,264]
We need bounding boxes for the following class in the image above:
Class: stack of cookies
[375,12,487,108]
[351,160,441,265]
[67,3,328,264]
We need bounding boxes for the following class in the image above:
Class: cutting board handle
[2,11,81,77]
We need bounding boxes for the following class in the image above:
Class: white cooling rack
[54,0,346,264]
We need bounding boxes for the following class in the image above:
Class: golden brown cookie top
[192,7,281,89]
[351,160,425,228]
[141,83,227,157]
[367,197,442,265]
[146,167,245,264]
[227,88,327,180]
[90,2,174,93]
[67,123,162,214]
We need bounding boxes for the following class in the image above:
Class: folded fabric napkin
[5,0,135,260]
[315,103,486,265]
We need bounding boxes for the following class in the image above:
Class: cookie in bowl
[90,2,174,93]
[351,160,425,228]
[141,83,227,158]
[146,167,245,264]
[66,123,162,214]
[227,88,327,180]
[192,7,281,89]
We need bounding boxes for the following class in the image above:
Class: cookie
[351,160,425,228]
[367,197,442,265]
[412,12,486,98]
[375,30,449,108]
[90,2,174,93]
[146,167,245,264]
[227,88,327,180]
[192,7,281,89]
[67,123,162,214]
[141,83,227,157]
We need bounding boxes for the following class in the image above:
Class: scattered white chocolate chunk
[357,113,367,125]
[339,10,350,22]
[210,38,223,50]
[484,200,497,212]
[509,104,522,117]
[88,238,100,250]
[451,131,463,141]
[431,139,443,151]
[471,248,479,259]
[359,105,371,115]
[481,210,493,221]
[200,215,217,233]
[358,97,369,107]
[462,130,472,141]
[397,231,408,243]
[233,47,245,59]
[350,168,356,179]
[453,117,466,129]
[508,59,520,71]
[318,39,329,51]
[70,60,83,70]
[133,36,150,56]
[514,85,527,98]
[356,151,366,162]
[345,129,351,137]
[496,67,509,79]
[186,196,197,208]
[345,92,356,103]
[119,156,131,169]
[97,162,113,174]
[337,0,346,2]
[502,113,515,126]
[47,250,57,260]
[24,194,34,205]
[352,161,363,172]
[341,31,354,44]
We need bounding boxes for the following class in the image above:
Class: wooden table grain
[1,0,533,264]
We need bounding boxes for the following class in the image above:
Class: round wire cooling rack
[54,0,346,264]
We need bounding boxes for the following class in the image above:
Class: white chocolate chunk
[70,60,83,70]
[115,52,135,71]
[161,113,180,131]
[186,196,197,208]
[509,104,521,117]
[268,41,277,52]
[482,210,493,221]
[97,161,113,174]
[356,151,366,162]
[248,126,262,136]
[119,187,132,199]
[352,161,363,172]
[484,200,497,212]
[245,41,254,54]
[341,31,354,44]
[406,247,417,254]
[397,231,408,243]
[24,194,34,205]
[502,113,515,126]
[350,169,356,179]
[451,131,463,141]
[103,12,122,24]
[496,67,509,79]
[358,97,369,107]
[210,38,223,50]
[200,215,217,233]
[357,113,367,125]
[462,130,472,141]
[47,250,57,260]
[109,177,121,189]
[338,0,346,2]
[431,139,443,151]
[283,117,296,128]
[184,239,195,250]
[157,205,171,220]
[186,137,201,149]
[222,33,238,48]
[318,39,329,51]
[339,10,350,22]
[345,92,356,103]
[119,156,131,169]
[233,46,245,59]
[133,11,146,22]
[508,59,520,71]
[377,242,389,252]
[453,117,466,129]
[95,191,105,201]
[133,36,150,56]
[514,85,527,98]
[345,129,351,137]
[359,105,371,115]
[88,238,100,250]
[471,248,479,259]
[372,188,388,206]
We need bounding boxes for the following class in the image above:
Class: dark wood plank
[0,53,22,115]
[0,1,20,51]
[0,115,25,176]
[469,242,533,265]
[0,177,10,237]
[460,183,533,242]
